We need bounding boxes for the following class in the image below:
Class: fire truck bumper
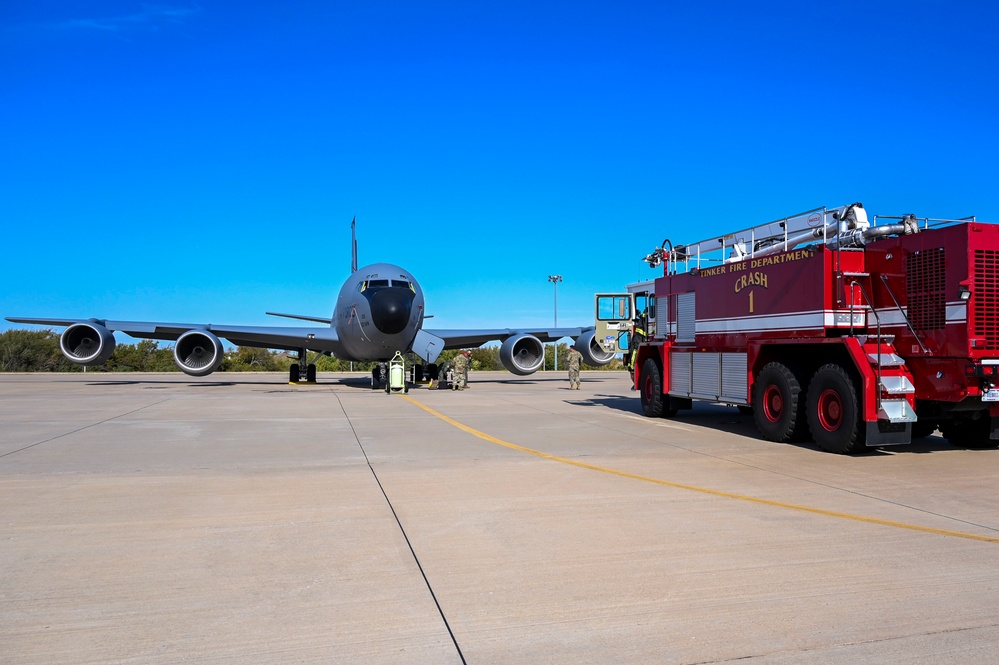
[866,421,912,446]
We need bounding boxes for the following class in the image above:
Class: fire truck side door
[594,293,634,353]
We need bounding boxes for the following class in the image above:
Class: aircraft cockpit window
[392,279,416,293]
[368,279,390,288]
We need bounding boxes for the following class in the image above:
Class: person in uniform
[452,350,468,391]
[628,316,647,387]
[566,344,583,390]
[462,350,472,388]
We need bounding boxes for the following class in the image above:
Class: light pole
[548,275,562,371]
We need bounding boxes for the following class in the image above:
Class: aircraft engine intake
[60,322,116,366]
[174,330,224,377]
[500,333,545,375]
[574,329,616,366]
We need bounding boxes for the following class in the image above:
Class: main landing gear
[289,348,318,384]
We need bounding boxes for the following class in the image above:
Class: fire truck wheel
[941,415,998,449]
[753,362,807,443]
[806,364,864,454]
[640,358,676,418]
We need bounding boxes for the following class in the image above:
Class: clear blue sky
[2,1,997,336]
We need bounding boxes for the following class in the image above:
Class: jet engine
[173,330,224,377]
[500,333,545,376]
[574,329,616,367]
[60,321,116,366]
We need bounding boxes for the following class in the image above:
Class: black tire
[639,358,676,418]
[306,364,317,383]
[639,358,663,417]
[941,415,998,449]
[753,362,807,443]
[806,364,865,454]
[289,364,300,383]
[370,368,380,390]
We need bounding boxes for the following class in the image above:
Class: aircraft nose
[366,288,415,335]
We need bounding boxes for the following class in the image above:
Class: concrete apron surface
[1,371,998,664]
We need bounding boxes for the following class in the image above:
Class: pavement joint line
[402,395,999,545]
[334,392,468,664]
[0,396,177,459]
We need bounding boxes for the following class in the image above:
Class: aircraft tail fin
[351,216,358,273]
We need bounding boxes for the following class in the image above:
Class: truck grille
[905,247,946,331]
[973,249,999,350]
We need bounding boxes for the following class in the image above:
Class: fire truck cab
[614,203,999,454]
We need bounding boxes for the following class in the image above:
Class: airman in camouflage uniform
[566,345,583,389]
[452,351,468,390]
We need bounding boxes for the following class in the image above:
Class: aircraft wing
[424,327,593,349]
[6,317,342,353]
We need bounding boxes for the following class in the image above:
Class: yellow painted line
[403,396,999,544]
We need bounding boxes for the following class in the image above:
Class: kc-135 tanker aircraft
[7,221,614,387]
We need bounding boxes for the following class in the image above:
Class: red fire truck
[606,203,999,454]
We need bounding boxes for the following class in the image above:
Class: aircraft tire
[306,364,317,383]
[290,364,300,383]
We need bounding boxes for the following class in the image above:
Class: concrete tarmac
[2,371,998,664]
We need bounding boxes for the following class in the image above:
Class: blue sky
[2,1,997,337]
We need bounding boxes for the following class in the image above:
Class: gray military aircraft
[7,221,614,388]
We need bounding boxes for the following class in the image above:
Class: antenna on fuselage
[351,216,358,273]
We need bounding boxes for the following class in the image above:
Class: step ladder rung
[880,375,915,395]
[868,352,906,367]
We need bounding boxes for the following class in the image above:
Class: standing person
[461,350,472,389]
[452,350,468,391]
[628,316,647,388]
[566,344,584,390]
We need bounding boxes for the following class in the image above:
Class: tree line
[0,329,625,373]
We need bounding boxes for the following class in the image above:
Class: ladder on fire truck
[643,202,972,275]
[643,203,916,274]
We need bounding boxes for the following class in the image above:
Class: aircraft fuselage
[333,263,425,362]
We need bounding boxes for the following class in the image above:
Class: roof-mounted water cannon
[832,202,870,233]
[642,244,666,268]
[829,211,921,249]
[643,239,691,270]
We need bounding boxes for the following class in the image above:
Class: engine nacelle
[574,329,616,367]
[173,330,224,377]
[500,333,545,376]
[60,321,116,366]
